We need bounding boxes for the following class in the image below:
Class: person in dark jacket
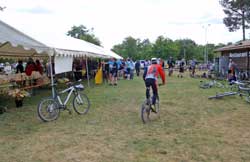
[135,60,140,76]
[16,60,24,73]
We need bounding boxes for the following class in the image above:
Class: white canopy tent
[0,19,122,95]
[0,19,122,59]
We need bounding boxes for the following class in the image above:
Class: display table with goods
[0,72,50,109]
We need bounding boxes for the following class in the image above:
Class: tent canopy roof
[0,19,122,59]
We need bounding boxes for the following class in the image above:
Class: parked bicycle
[37,80,90,122]
[199,79,225,89]
[208,80,250,103]
[140,84,162,124]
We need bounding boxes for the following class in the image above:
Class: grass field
[0,72,250,162]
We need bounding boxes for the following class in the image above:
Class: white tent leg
[49,55,55,98]
[85,55,90,87]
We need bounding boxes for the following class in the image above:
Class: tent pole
[247,50,249,80]
[49,55,55,98]
[85,55,90,87]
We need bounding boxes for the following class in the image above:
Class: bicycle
[140,84,162,124]
[208,80,250,103]
[37,80,90,122]
[199,80,225,89]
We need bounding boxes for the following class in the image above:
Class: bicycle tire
[37,98,60,122]
[208,95,223,99]
[73,92,90,115]
[199,83,211,89]
[155,98,160,114]
[245,96,250,103]
[215,82,225,88]
[208,92,237,99]
[140,101,150,124]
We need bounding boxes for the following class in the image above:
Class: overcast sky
[0,0,249,49]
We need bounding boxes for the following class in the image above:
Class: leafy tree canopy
[67,25,101,46]
[220,0,250,40]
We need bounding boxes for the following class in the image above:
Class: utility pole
[183,41,186,61]
[202,24,210,64]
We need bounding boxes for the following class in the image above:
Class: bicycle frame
[54,86,76,106]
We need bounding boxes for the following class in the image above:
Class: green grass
[0,73,250,162]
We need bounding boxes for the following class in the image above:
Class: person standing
[190,59,196,77]
[111,58,118,86]
[167,57,175,76]
[130,59,135,80]
[126,58,132,80]
[25,58,36,76]
[178,59,185,78]
[4,62,12,75]
[135,60,140,76]
[35,59,43,75]
[108,58,114,85]
[160,58,165,69]
[16,60,24,73]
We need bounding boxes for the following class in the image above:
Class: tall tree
[220,0,250,40]
[67,25,101,46]
[112,36,140,60]
[137,39,153,59]
[152,36,179,60]
[0,6,6,11]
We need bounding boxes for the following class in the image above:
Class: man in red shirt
[143,58,166,107]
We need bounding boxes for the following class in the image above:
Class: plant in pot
[8,89,30,108]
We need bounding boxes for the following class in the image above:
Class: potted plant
[8,89,30,108]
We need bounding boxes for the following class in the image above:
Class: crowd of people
[0,56,244,86]
[0,58,44,76]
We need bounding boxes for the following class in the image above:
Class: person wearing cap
[143,58,166,110]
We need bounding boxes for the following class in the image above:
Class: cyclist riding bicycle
[143,58,166,110]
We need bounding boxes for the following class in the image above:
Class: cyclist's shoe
[151,104,157,113]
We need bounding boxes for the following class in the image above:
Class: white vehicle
[139,60,145,69]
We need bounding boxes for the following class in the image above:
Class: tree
[112,36,219,62]
[137,39,153,59]
[0,6,6,11]
[220,0,250,40]
[152,36,179,60]
[67,25,101,46]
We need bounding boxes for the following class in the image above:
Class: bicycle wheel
[215,82,224,88]
[141,101,150,124]
[37,98,60,122]
[73,92,90,115]
[199,82,211,89]
[155,97,160,114]
[245,96,250,103]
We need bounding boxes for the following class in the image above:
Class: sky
[0,0,249,49]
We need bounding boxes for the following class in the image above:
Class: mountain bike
[208,80,250,103]
[199,80,225,89]
[37,80,90,122]
[140,84,162,124]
